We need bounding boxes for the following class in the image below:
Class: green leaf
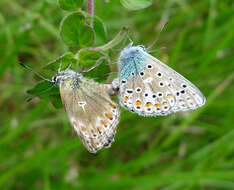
[60,12,94,47]
[46,0,58,4]
[92,26,129,51]
[44,52,76,72]
[78,49,110,82]
[27,81,62,109]
[83,12,107,44]
[93,16,107,44]
[120,0,152,10]
[50,94,63,109]
[58,0,84,11]
[27,81,59,100]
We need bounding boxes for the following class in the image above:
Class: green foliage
[0,0,234,190]
[45,0,57,4]
[29,6,120,105]
[59,0,84,11]
[78,49,110,82]
[92,16,107,44]
[45,52,75,72]
[60,11,94,47]
[50,94,63,108]
[27,81,59,100]
[120,0,152,10]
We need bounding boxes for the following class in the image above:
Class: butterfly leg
[111,78,120,92]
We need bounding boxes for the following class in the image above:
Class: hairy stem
[88,0,94,27]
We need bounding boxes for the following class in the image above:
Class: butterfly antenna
[111,37,129,53]
[65,61,73,71]
[58,61,62,72]
[124,32,134,48]
[19,63,52,82]
[147,21,168,50]
[127,39,133,48]
[81,57,106,73]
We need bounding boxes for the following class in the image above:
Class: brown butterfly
[21,63,120,153]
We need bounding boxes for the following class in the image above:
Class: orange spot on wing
[101,120,107,126]
[145,102,152,108]
[135,100,142,106]
[124,96,129,102]
[105,113,113,120]
[109,103,116,109]
[97,127,102,131]
[162,102,168,106]
[81,127,86,132]
[155,104,160,108]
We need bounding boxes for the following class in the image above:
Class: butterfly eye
[52,76,57,83]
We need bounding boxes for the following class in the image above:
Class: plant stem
[92,26,129,51]
[88,0,94,27]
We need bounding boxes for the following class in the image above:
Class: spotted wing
[59,78,120,153]
[118,52,206,116]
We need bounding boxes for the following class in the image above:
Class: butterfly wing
[118,50,206,116]
[59,77,120,153]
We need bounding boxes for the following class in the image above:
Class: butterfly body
[53,70,120,153]
[115,45,206,116]
[119,46,146,80]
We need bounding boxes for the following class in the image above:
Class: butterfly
[21,63,120,153]
[112,44,206,116]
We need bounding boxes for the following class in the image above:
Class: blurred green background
[0,0,234,189]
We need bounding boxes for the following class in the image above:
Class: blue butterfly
[113,44,206,116]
